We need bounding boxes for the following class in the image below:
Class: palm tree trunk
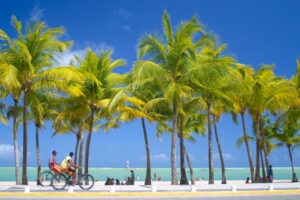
[213,115,226,184]
[207,102,214,184]
[184,145,195,185]
[287,145,298,182]
[13,98,21,185]
[254,115,260,183]
[22,89,28,185]
[84,106,95,177]
[35,125,41,185]
[171,97,178,185]
[78,133,84,177]
[260,150,266,183]
[179,117,188,185]
[259,120,270,177]
[74,132,80,165]
[241,112,254,183]
[141,118,151,185]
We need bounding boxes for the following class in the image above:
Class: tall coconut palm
[73,49,125,178]
[156,97,206,185]
[0,16,80,184]
[273,119,300,182]
[52,98,90,177]
[137,11,213,184]
[187,44,236,184]
[248,66,298,182]
[0,39,22,184]
[110,70,166,185]
[228,65,255,182]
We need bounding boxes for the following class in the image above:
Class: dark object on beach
[268,165,273,183]
[126,170,135,185]
[105,177,114,185]
[116,179,120,185]
[245,177,250,184]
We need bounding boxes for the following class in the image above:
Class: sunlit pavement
[0,194,300,200]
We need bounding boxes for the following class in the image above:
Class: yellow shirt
[61,156,71,169]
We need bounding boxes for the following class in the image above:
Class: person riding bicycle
[49,150,59,170]
[61,152,79,176]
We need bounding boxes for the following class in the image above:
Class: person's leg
[68,167,76,185]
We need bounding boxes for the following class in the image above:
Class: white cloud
[30,4,44,21]
[0,144,14,158]
[213,152,235,161]
[120,25,131,31]
[142,153,169,162]
[55,42,114,66]
[151,154,169,162]
[113,9,133,19]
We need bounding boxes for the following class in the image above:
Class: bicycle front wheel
[78,174,94,190]
[51,174,67,190]
[39,171,54,186]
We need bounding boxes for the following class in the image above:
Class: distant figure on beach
[105,177,114,185]
[153,172,157,181]
[137,175,140,181]
[126,160,130,169]
[245,177,250,184]
[126,170,135,185]
[48,150,58,170]
[268,165,273,183]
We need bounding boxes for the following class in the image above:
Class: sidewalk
[0,181,299,193]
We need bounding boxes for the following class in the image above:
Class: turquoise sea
[0,167,299,182]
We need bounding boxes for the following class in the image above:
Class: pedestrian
[268,165,274,183]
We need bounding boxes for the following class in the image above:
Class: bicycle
[39,170,54,186]
[39,165,62,186]
[51,167,94,190]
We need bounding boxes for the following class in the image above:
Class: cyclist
[49,150,59,170]
[61,152,79,175]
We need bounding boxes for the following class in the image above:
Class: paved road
[0,194,300,200]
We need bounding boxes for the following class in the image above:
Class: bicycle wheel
[39,171,54,186]
[78,174,94,190]
[51,173,67,190]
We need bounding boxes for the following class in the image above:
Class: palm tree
[74,49,125,178]
[187,44,236,184]
[272,73,300,182]
[137,11,212,184]
[52,98,89,177]
[0,16,78,184]
[0,31,22,185]
[156,97,206,185]
[228,65,255,182]
[248,66,298,182]
[110,69,166,185]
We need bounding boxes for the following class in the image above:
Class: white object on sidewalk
[24,186,30,193]
[68,186,74,193]
[190,185,196,192]
[152,186,157,192]
[231,185,237,192]
[110,186,115,193]
[268,184,274,191]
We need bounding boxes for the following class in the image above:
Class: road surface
[0,194,300,200]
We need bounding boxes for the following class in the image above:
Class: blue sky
[0,0,300,168]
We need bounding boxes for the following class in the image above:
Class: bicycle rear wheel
[51,173,67,190]
[39,171,54,186]
[78,174,94,190]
